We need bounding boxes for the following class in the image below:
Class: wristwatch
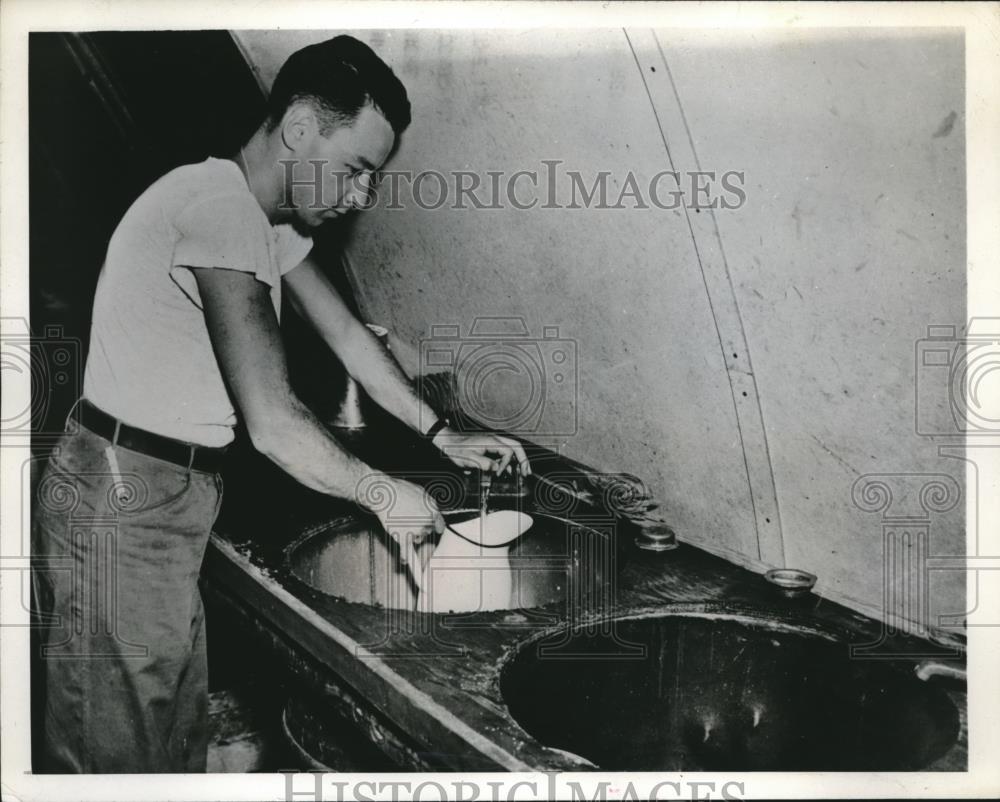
[424,417,451,441]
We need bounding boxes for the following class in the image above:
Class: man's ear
[280,103,318,153]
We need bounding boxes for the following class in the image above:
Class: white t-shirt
[83,157,313,447]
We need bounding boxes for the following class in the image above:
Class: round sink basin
[284,510,617,612]
[499,610,962,771]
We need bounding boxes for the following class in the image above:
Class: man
[33,34,529,773]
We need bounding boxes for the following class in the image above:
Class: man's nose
[345,172,373,210]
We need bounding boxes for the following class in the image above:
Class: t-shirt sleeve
[170,192,278,308]
[275,225,314,277]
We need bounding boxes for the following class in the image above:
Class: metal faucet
[480,470,493,518]
[329,324,389,430]
[330,375,366,429]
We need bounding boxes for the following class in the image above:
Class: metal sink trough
[284,509,617,612]
[498,610,962,771]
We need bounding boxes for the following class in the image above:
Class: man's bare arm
[283,256,531,474]
[191,266,380,500]
[282,255,438,433]
[190,264,448,550]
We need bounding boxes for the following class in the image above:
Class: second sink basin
[499,609,962,771]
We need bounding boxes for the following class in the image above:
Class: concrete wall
[235,29,966,635]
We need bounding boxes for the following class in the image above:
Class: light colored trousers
[33,424,222,772]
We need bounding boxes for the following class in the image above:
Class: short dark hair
[267,35,411,137]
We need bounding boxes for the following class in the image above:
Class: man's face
[285,103,395,229]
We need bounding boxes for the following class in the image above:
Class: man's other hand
[431,428,532,476]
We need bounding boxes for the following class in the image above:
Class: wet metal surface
[208,419,967,771]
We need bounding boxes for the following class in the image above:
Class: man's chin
[290,215,321,237]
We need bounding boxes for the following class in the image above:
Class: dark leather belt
[72,399,228,474]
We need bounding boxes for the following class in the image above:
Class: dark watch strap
[424,417,450,440]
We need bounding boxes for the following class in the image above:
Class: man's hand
[367,476,445,568]
[431,427,532,476]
